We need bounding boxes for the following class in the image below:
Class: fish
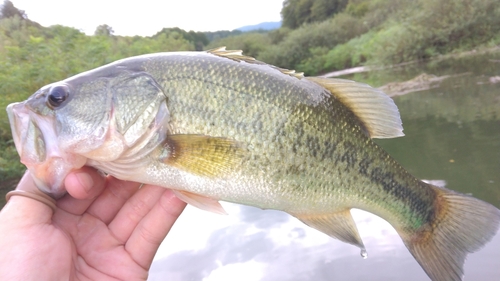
[6,47,500,281]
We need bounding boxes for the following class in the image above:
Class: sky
[11,0,284,36]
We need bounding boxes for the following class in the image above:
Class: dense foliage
[281,0,348,28]
[257,0,500,75]
[1,0,500,183]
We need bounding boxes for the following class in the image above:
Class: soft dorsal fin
[207,46,304,80]
[307,77,404,139]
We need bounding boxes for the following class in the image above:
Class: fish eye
[47,85,70,109]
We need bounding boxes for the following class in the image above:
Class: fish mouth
[7,102,29,158]
[7,102,53,193]
[6,102,84,197]
[6,101,50,167]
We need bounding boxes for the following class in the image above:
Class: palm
[53,211,149,281]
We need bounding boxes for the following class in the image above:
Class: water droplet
[360,249,368,259]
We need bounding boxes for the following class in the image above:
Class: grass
[0,138,25,189]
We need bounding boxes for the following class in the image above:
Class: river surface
[148,52,500,281]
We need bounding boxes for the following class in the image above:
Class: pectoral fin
[294,209,365,249]
[172,190,227,215]
[161,134,244,178]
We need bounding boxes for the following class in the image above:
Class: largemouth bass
[6,47,500,281]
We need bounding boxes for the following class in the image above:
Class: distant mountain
[235,21,281,32]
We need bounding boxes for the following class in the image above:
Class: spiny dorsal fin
[307,77,404,139]
[207,46,304,80]
[207,46,257,64]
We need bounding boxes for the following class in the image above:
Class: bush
[323,0,500,69]
[207,32,271,58]
[296,46,330,75]
[259,13,367,73]
[324,31,374,70]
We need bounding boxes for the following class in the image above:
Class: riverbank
[323,45,500,78]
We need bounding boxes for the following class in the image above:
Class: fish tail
[399,184,500,281]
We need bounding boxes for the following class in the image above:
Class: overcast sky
[11,0,284,36]
[148,203,500,281]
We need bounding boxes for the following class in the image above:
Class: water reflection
[150,203,500,281]
[149,52,500,281]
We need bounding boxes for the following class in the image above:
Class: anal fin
[172,190,227,215]
[294,209,365,249]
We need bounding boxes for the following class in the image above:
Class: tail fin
[399,185,500,281]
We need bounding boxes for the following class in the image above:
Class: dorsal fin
[307,77,404,139]
[207,46,257,64]
[207,46,304,80]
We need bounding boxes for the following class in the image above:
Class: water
[148,52,500,281]
[360,249,368,259]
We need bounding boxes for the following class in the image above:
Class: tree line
[211,0,500,76]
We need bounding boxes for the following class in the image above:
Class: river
[148,51,500,281]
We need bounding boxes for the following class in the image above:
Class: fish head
[7,63,168,198]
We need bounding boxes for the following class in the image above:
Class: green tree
[153,27,208,51]
[94,24,114,36]
[0,0,26,19]
[281,0,348,29]
[260,13,366,74]
[203,30,243,42]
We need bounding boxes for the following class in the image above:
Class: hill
[235,21,281,32]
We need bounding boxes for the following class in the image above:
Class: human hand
[0,167,186,281]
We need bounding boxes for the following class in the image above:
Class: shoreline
[322,45,500,78]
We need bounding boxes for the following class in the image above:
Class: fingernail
[75,172,94,193]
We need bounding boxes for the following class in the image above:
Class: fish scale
[141,52,495,274]
[6,48,500,281]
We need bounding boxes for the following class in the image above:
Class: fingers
[108,184,167,243]
[108,184,186,268]
[56,166,186,272]
[86,177,141,224]
[126,189,186,269]
[57,167,106,215]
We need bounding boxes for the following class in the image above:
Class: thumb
[64,167,105,200]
